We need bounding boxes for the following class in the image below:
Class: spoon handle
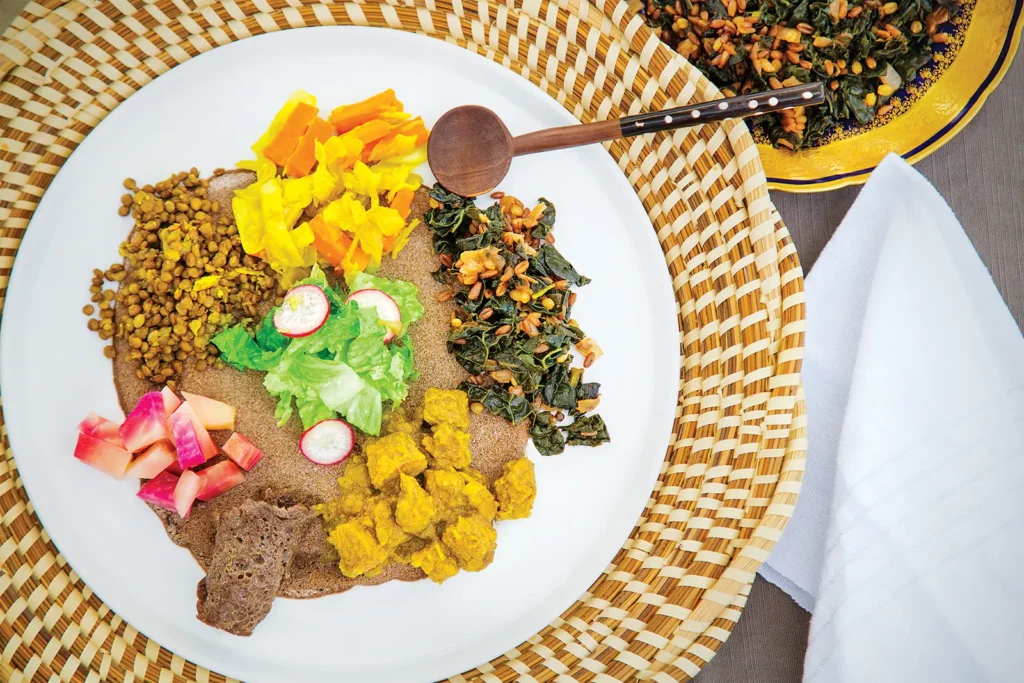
[512,82,825,157]
[620,82,825,137]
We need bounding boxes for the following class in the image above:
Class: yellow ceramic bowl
[763,0,1023,192]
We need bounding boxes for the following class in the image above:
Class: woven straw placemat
[0,1,806,681]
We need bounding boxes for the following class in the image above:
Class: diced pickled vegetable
[160,386,182,416]
[120,392,172,453]
[222,432,265,471]
[170,407,206,469]
[137,471,179,513]
[196,461,245,501]
[74,432,132,479]
[124,441,177,479]
[173,470,201,517]
[78,412,125,449]
[181,391,236,431]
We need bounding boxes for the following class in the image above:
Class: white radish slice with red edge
[300,419,354,465]
[274,284,330,338]
[346,289,402,342]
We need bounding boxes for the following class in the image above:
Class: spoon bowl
[428,105,513,198]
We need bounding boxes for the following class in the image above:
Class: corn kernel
[852,60,863,74]
[865,56,877,69]
[877,84,895,97]
[865,93,878,107]
[883,2,899,15]
[910,20,923,33]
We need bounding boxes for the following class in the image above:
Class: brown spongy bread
[196,499,316,636]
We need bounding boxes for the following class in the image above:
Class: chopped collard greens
[423,186,610,456]
[644,0,960,148]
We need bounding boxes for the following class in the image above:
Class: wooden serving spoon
[428,82,825,197]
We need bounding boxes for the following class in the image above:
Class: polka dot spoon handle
[511,82,826,157]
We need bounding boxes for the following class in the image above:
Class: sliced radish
[274,284,330,338]
[300,419,354,465]
[120,392,171,453]
[173,470,202,517]
[78,412,126,449]
[74,432,132,479]
[160,386,182,416]
[346,289,402,342]
[124,441,177,479]
[181,391,235,431]
[222,432,265,471]
[137,471,179,513]
[196,461,245,501]
[173,402,218,461]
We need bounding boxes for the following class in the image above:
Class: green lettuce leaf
[211,326,284,371]
[296,395,338,430]
[263,349,384,435]
[255,313,289,353]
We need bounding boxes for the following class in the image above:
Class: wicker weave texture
[0,1,806,681]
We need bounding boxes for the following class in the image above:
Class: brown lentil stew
[645,0,960,149]
[424,186,609,456]
[85,170,280,385]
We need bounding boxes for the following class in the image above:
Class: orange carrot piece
[394,117,430,144]
[309,215,345,267]
[310,216,371,271]
[328,89,401,134]
[390,188,414,220]
[284,117,335,178]
[338,232,371,271]
[365,117,430,162]
[343,119,392,146]
[263,101,319,167]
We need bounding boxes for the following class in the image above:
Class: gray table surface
[697,36,1024,683]
[2,0,1021,680]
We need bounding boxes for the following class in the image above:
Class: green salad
[211,266,423,435]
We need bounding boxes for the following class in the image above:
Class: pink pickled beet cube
[124,441,177,479]
[78,412,126,449]
[173,470,201,518]
[196,461,245,502]
[160,386,182,416]
[137,471,179,512]
[120,392,171,453]
[74,431,131,479]
[170,408,206,469]
[222,432,265,471]
[172,403,218,461]
[182,391,236,431]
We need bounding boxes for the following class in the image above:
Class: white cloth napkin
[758,154,1024,681]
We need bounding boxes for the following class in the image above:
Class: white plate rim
[0,26,681,683]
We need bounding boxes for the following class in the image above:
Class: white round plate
[1,27,679,683]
